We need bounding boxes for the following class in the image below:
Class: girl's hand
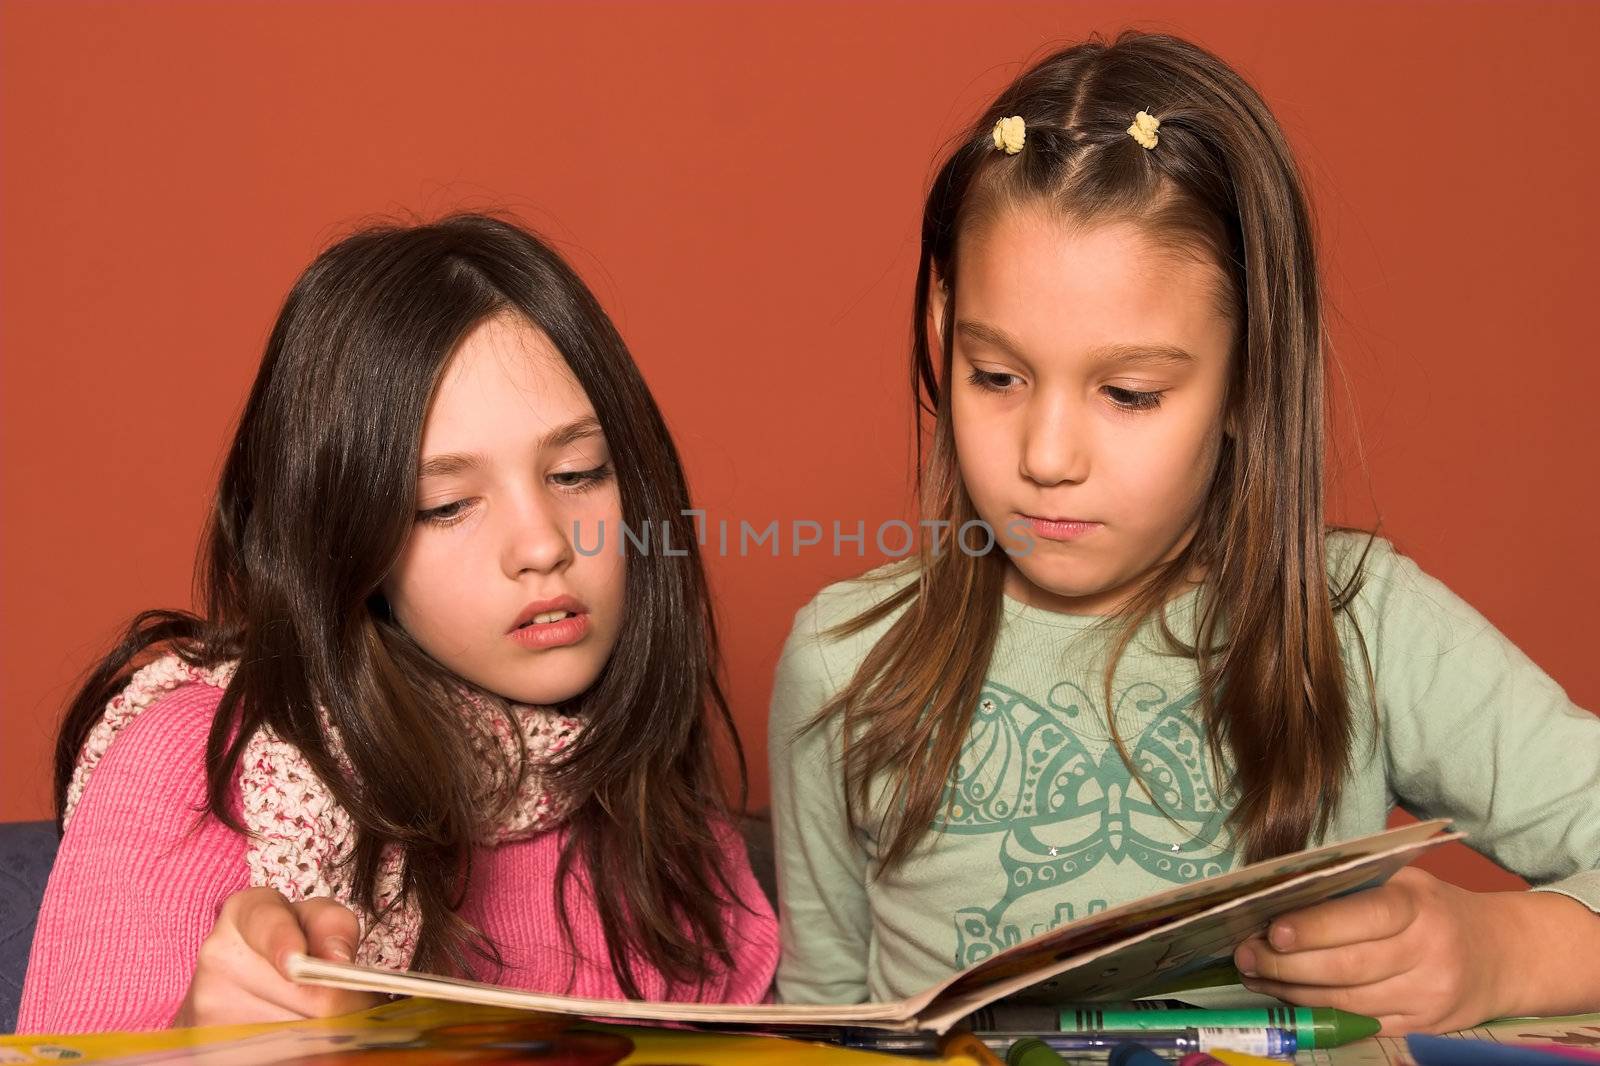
[174,887,384,1027]
[1231,867,1507,1034]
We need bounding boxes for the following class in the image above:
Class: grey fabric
[741,810,777,911]
[0,820,57,1034]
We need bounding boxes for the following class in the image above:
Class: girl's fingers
[229,892,379,1018]
[270,979,384,1020]
[1262,875,1422,953]
[1238,973,1417,1031]
[185,889,379,1025]
[280,899,381,1018]
[230,889,311,974]
[288,898,361,968]
[177,984,305,1028]
[1235,931,1413,988]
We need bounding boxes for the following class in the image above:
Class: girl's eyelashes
[417,499,473,526]
[1104,385,1165,411]
[414,464,613,525]
[967,367,1165,412]
[966,368,1023,393]
[549,462,613,492]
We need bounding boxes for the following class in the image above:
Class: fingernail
[1270,923,1296,950]
[326,937,354,962]
[1235,945,1258,977]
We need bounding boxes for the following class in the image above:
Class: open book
[289,819,1458,1035]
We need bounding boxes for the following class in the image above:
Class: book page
[289,821,1455,1034]
[926,820,1451,1008]
[917,835,1454,1032]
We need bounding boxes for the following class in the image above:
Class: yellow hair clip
[1127,110,1160,149]
[992,115,1026,155]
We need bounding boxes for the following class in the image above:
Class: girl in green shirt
[768,31,1600,1033]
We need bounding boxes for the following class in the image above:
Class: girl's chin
[1005,562,1129,614]
[496,681,594,707]
[471,661,604,708]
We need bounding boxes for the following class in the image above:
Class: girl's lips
[1022,515,1102,542]
[508,611,590,649]
[510,594,586,630]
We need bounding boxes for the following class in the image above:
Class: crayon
[1406,1034,1588,1066]
[1074,1003,1379,1050]
[1005,1038,1068,1066]
[940,1031,1008,1066]
[1111,1042,1173,1066]
[1179,1055,1230,1066]
[976,1028,1296,1059]
[975,1002,1380,1050]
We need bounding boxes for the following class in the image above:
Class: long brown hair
[54,213,748,997]
[821,32,1375,870]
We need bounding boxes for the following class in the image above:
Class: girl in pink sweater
[19,214,778,1033]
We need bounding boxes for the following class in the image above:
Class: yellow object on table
[940,1029,1008,1065]
[1211,1051,1284,1066]
[0,997,923,1064]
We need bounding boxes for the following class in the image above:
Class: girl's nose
[1019,392,1090,487]
[501,496,573,577]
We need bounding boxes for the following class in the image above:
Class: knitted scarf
[62,653,584,969]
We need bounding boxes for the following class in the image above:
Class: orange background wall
[3,2,1596,897]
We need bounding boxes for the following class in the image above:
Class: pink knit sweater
[18,683,779,1033]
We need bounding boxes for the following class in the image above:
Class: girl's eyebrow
[956,319,1195,369]
[542,414,603,452]
[1087,342,1196,369]
[956,320,1032,363]
[417,416,604,479]
[418,452,484,479]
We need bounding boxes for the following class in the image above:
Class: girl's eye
[967,368,1023,393]
[417,499,472,525]
[1104,385,1164,411]
[550,463,614,491]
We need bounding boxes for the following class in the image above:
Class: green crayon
[970,1003,1378,1050]
[1054,1004,1380,1050]
[1006,1038,1070,1066]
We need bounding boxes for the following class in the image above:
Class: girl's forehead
[963,208,1217,296]
[422,315,598,452]
[957,208,1235,356]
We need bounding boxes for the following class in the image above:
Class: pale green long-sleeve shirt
[768,535,1600,1004]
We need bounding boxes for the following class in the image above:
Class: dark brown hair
[54,213,748,997]
[821,32,1375,869]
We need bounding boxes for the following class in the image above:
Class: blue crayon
[1406,1034,1582,1066]
[1112,1042,1173,1066]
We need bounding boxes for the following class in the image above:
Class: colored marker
[1111,1042,1169,1066]
[836,1030,941,1054]
[973,1002,1380,1050]
[977,1028,1296,1059]
[1006,1038,1069,1066]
